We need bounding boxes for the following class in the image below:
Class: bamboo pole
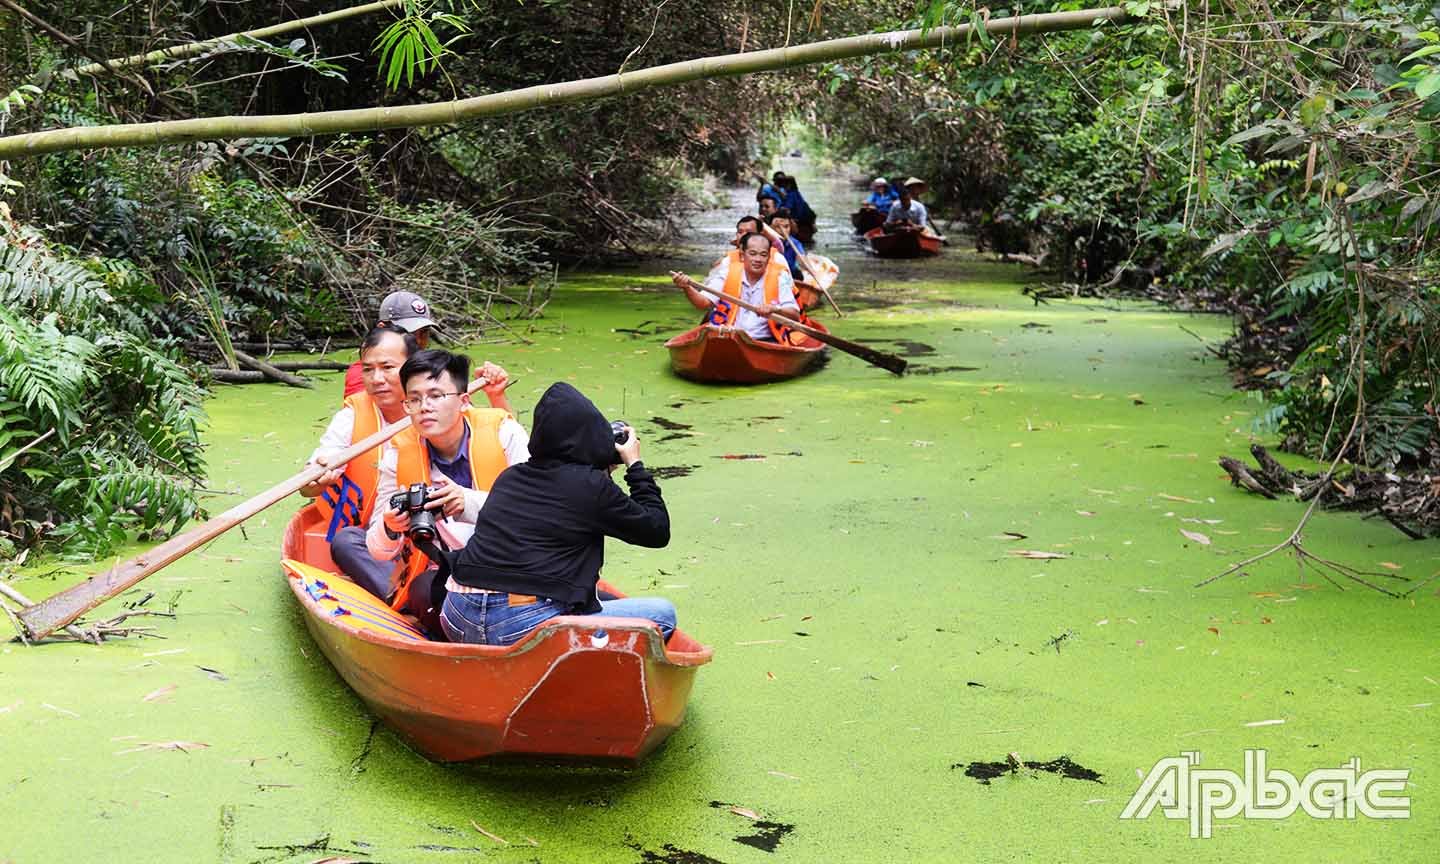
[62,0,408,78]
[13,374,489,642]
[0,6,1134,159]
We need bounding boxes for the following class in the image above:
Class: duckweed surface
[2,173,1436,862]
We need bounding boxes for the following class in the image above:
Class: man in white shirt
[669,232,800,342]
[885,184,933,232]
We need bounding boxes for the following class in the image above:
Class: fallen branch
[233,349,314,388]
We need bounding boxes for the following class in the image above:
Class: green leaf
[1416,72,1440,100]
[1399,44,1440,64]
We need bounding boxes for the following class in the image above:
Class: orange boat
[279,505,712,763]
[665,321,828,384]
[864,226,942,258]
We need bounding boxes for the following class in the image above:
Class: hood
[529,382,616,468]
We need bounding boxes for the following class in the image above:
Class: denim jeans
[439,592,677,646]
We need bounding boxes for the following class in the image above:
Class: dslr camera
[388,482,438,541]
[610,420,629,464]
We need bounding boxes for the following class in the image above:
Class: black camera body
[389,482,438,541]
[610,420,629,465]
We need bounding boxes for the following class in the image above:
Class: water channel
[2,161,1435,863]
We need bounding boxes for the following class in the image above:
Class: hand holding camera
[612,420,640,468]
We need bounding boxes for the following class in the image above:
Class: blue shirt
[865,190,897,211]
[782,236,807,280]
[426,421,474,489]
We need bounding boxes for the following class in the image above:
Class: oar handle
[18,374,493,642]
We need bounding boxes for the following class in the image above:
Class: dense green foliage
[0,0,894,555]
[815,1,1440,472]
[0,231,206,558]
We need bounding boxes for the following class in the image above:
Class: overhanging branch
[0,6,1134,159]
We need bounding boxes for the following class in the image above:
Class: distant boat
[280,505,712,763]
[665,321,829,384]
[864,227,942,258]
[850,208,886,234]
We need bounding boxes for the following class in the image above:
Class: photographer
[358,350,529,628]
[438,382,676,646]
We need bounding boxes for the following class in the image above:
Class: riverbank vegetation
[816,0,1440,532]
[2,0,1437,555]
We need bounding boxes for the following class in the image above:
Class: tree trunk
[1,6,1135,159]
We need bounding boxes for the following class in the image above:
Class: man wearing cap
[342,291,438,398]
[863,177,897,213]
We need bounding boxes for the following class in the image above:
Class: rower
[765,208,807,282]
[884,180,939,237]
[670,232,803,345]
[343,291,437,399]
[862,177,896,213]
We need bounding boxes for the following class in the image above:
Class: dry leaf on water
[115,740,210,755]
[729,806,761,820]
[1009,550,1069,560]
[994,531,1028,541]
[1379,562,1402,570]
[1180,529,1212,545]
[142,685,176,703]
[1159,493,1200,503]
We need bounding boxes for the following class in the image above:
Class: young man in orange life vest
[363,349,530,629]
[302,327,512,600]
[670,231,805,344]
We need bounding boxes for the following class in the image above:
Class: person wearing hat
[343,291,438,398]
[862,177,897,213]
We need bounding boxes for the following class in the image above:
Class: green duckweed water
[3,172,1438,862]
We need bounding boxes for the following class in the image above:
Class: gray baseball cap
[377,291,437,332]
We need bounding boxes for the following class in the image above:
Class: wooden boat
[794,253,839,312]
[864,227,942,258]
[851,208,886,234]
[279,505,712,763]
[665,320,829,384]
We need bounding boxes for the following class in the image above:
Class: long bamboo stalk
[1,6,1134,159]
[63,0,408,78]
[13,375,483,642]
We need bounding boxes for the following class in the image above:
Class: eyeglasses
[401,392,461,412]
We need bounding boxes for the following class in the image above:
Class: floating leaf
[1009,550,1069,559]
[1180,529,1212,545]
[729,806,761,820]
[1379,562,1402,570]
[142,685,177,703]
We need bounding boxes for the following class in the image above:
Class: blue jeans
[439,592,677,646]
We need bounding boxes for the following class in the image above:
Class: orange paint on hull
[864,227,942,258]
[281,506,712,762]
[664,323,828,384]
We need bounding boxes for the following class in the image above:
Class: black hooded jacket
[447,382,670,611]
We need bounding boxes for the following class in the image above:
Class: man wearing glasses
[329,349,527,621]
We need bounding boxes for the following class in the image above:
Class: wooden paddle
[15,375,493,642]
[669,273,907,375]
[786,237,844,317]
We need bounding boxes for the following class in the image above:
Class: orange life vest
[315,392,384,542]
[705,251,805,345]
[389,406,514,612]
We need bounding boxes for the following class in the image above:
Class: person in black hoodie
[438,382,677,645]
